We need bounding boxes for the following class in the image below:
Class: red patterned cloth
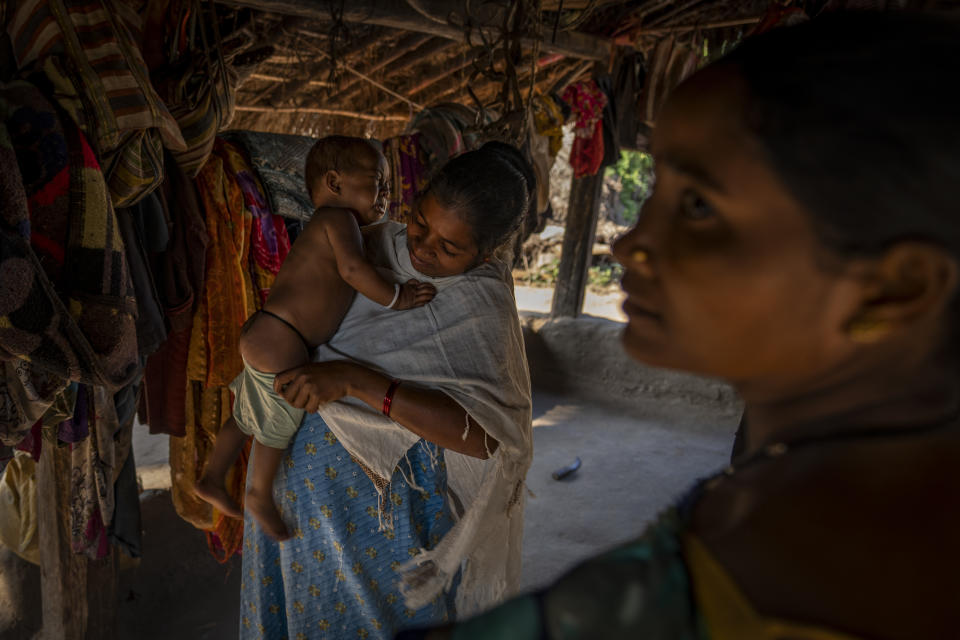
[562,80,608,178]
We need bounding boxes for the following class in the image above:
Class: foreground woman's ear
[844,242,959,344]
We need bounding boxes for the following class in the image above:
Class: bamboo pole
[234,105,408,120]
[298,45,428,111]
[248,73,334,86]
[638,16,761,36]
[335,37,453,103]
[215,0,613,61]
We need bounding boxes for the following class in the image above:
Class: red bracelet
[382,379,401,417]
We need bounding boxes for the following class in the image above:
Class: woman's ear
[844,242,958,344]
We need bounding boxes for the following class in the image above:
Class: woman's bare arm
[274,361,499,459]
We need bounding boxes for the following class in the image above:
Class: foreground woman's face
[612,65,865,393]
[407,193,481,277]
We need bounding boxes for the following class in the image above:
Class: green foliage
[516,256,560,287]
[588,261,624,291]
[515,256,623,293]
[605,150,655,225]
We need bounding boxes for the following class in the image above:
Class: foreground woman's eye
[679,189,715,221]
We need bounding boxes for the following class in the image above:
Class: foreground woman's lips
[622,298,662,321]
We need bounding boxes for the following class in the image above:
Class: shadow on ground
[116,490,241,639]
[2,389,738,637]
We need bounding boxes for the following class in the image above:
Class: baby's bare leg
[246,441,291,541]
[239,312,310,374]
[196,416,248,518]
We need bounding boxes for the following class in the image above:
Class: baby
[197,136,435,539]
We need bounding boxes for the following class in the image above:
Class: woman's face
[612,65,867,395]
[407,193,481,277]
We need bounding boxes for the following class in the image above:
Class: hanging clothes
[231,146,292,306]
[532,94,566,158]
[596,74,621,169]
[525,110,555,217]
[220,130,318,222]
[0,451,39,565]
[562,79,608,178]
[138,151,208,437]
[108,381,143,558]
[69,382,134,558]
[151,0,237,177]
[116,192,169,358]
[171,138,254,547]
[383,133,430,223]
[408,105,466,168]
[170,138,289,560]
[0,80,139,391]
[6,0,187,207]
[612,51,644,150]
[0,360,70,448]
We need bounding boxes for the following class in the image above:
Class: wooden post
[551,170,604,318]
[37,443,118,639]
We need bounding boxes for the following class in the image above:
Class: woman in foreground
[405,12,960,639]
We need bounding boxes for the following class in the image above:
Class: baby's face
[340,150,390,226]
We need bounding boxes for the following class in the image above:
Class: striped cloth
[6,0,186,206]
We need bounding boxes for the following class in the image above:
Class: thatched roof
[216,0,769,139]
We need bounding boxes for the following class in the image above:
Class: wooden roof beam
[407,52,477,96]
[335,37,456,103]
[354,33,433,79]
[234,104,409,121]
[215,0,613,61]
[257,28,383,105]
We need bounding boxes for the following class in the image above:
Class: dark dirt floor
[1,390,738,639]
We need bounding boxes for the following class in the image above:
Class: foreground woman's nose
[613,226,656,279]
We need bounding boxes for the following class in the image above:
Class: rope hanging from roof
[442,0,560,146]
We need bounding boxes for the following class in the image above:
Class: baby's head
[305,136,389,224]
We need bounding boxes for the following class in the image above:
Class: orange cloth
[171,138,285,560]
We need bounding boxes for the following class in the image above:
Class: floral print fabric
[240,413,457,640]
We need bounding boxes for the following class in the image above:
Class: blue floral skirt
[239,412,457,639]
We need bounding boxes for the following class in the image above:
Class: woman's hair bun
[479,141,536,206]
[424,141,535,257]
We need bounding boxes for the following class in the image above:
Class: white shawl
[314,221,533,616]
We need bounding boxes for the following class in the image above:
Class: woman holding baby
[238,142,536,640]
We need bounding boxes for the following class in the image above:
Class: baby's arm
[324,211,435,309]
